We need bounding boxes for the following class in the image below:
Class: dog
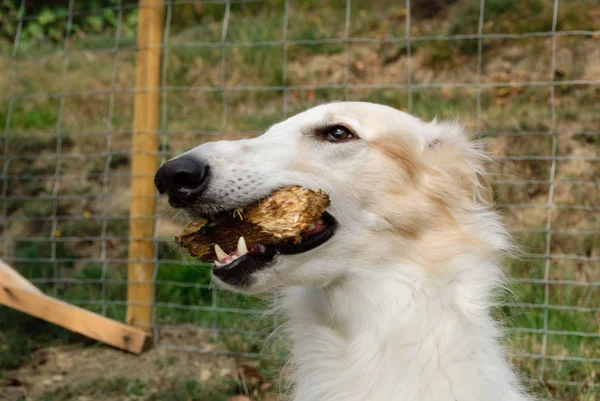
[155,102,534,401]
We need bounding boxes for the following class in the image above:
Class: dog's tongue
[301,218,327,238]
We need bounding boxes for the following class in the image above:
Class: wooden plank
[0,282,151,354]
[126,0,164,330]
[0,259,42,294]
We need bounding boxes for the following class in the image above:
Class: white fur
[177,102,535,401]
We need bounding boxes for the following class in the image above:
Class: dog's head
[156,102,498,293]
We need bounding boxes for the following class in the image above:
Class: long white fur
[178,102,535,401]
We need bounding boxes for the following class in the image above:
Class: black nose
[154,155,211,207]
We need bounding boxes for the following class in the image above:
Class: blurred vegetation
[0,0,138,46]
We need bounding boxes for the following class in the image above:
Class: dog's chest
[283,287,530,401]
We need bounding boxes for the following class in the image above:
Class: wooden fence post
[126,0,164,331]
[0,260,151,354]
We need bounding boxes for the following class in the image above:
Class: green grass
[1,240,267,370]
[3,234,596,400]
[0,306,82,372]
[416,0,599,60]
[31,366,284,401]
[446,0,598,36]
[33,376,241,401]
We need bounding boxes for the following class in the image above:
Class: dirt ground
[1,344,249,401]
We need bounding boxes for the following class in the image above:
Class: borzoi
[155,102,534,401]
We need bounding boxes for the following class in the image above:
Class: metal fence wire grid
[0,0,598,397]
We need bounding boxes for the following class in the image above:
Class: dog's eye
[321,126,355,142]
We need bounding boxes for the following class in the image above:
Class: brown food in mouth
[175,186,330,261]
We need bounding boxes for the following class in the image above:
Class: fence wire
[0,0,598,396]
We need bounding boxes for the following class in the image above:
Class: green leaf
[47,27,62,41]
[86,15,104,30]
[24,23,44,40]
[103,8,117,25]
[37,8,57,25]
[2,21,15,36]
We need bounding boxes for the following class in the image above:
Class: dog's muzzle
[154,155,211,207]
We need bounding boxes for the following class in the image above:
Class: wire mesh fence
[0,0,598,398]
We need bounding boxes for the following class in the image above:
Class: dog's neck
[280,258,530,401]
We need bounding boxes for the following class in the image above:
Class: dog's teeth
[233,208,244,220]
[237,236,248,256]
[307,223,316,231]
[214,244,228,262]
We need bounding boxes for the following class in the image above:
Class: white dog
[155,102,534,401]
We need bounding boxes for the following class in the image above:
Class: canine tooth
[233,208,244,220]
[215,244,228,262]
[307,223,316,231]
[237,236,248,256]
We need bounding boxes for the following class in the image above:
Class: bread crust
[175,186,330,261]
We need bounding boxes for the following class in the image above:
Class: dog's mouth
[209,211,337,285]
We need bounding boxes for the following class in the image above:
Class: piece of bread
[175,186,330,261]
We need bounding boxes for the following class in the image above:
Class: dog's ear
[423,122,493,208]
